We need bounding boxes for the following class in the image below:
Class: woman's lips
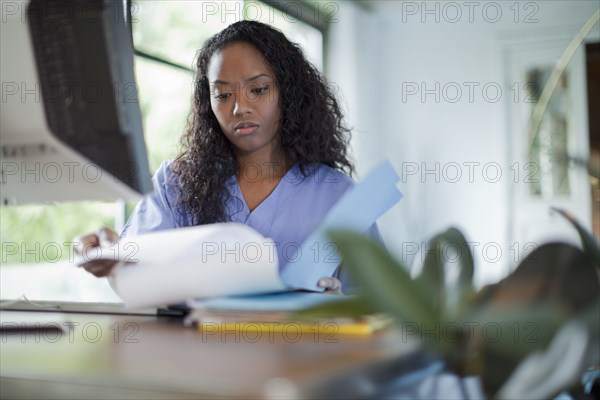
[234,122,259,136]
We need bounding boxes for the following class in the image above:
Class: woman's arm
[74,161,179,278]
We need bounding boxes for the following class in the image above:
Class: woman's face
[207,42,282,159]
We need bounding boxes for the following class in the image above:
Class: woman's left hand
[317,277,342,294]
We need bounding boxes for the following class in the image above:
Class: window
[132,0,325,173]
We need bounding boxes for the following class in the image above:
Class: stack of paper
[185,291,392,336]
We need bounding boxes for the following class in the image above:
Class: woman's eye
[214,93,231,101]
[250,85,269,95]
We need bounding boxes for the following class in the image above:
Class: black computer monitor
[0,0,152,204]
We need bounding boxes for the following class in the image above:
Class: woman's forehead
[207,42,274,84]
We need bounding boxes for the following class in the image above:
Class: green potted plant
[299,208,599,398]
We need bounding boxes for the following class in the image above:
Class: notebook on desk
[185,291,392,336]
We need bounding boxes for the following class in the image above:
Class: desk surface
[1,310,419,399]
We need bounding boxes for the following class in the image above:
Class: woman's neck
[236,147,290,182]
[235,147,291,212]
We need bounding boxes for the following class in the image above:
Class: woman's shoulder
[285,163,354,199]
[300,163,354,187]
[149,160,182,198]
[153,160,180,184]
[154,159,174,176]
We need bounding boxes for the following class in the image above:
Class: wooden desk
[1,310,420,399]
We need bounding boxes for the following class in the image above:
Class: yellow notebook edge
[193,314,393,336]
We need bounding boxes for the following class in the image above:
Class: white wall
[327,0,599,286]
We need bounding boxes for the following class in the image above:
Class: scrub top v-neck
[226,163,299,236]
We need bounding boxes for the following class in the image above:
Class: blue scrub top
[122,161,382,288]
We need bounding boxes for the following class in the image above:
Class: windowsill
[0,262,122,303]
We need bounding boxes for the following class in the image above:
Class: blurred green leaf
[466,302,566,358]
[418,234,445,316]
[443,228,475,295]
[442,228,476,316]
[466,302,568,395]
[417,227,475,316]
[574,296,600,340]
[327,230,437,328]
[552,207,600,267]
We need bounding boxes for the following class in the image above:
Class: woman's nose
[233,92,252,116]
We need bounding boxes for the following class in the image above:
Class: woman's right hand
[73,227,120,277]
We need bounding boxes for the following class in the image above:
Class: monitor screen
[0,0,152,205]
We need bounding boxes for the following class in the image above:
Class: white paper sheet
[85,224,286,308]
[280,160,402,290]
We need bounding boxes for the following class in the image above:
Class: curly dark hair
[171,20,353,225]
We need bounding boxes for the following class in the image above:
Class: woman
[76,20,380,293]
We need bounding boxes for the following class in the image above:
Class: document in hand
[80,160,402,309]
[112,223,285,308]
